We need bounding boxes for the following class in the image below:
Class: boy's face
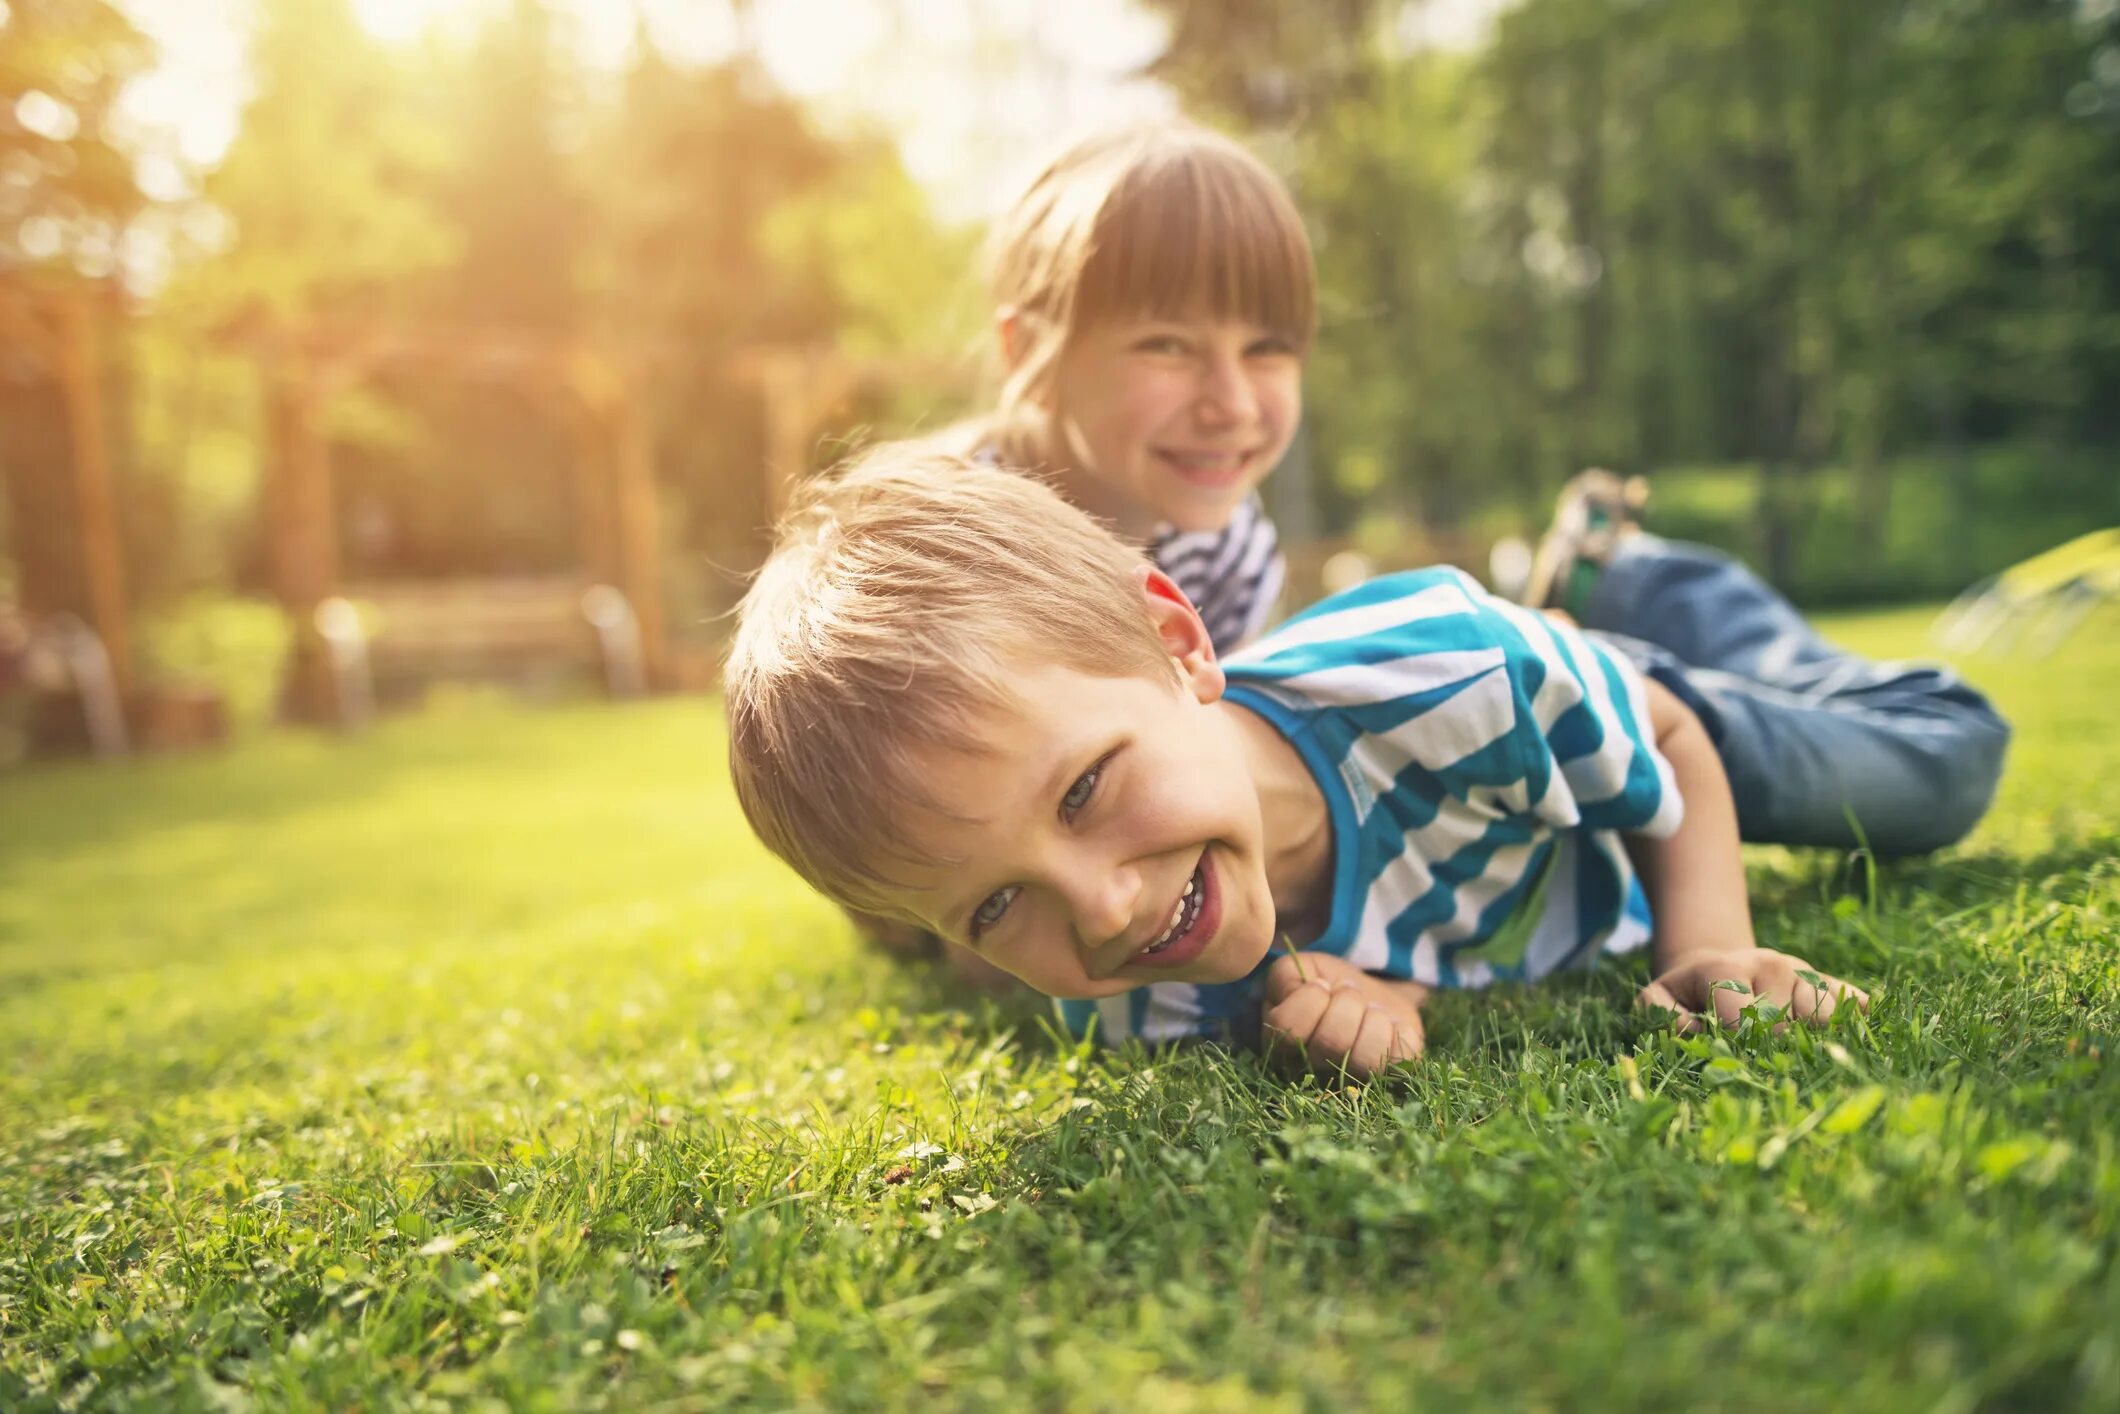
[1046,314,1303,535]
[875,576,1283,999]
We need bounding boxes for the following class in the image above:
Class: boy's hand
[1639,947,1869,1033]
[1262,952,1427,1079]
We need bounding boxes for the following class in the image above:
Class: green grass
[3,608,2117,1411]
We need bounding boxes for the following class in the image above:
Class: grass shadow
[1746,828,2119,918]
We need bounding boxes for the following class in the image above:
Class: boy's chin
[1198,929,1276,984]
[1055,929,1274,998]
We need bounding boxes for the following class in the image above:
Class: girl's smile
[1046,315,1303,536]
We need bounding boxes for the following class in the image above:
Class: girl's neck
[1051,461,1160,539]
[988,407,1159,538]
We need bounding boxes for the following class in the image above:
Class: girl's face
[1043,314,1303,535]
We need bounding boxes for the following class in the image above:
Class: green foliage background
[4,0,980,633]
[1173,0,2120,597]
[6,0,2119,637]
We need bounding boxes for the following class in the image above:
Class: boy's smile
[881,575,1331,1000]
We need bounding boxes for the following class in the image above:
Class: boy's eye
[971,886,1018,939]
[966,753,1114,943]
[1061,755,1111,818]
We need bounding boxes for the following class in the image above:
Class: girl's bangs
[1076,157,1315,346]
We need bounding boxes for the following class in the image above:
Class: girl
[942,121,1313,659]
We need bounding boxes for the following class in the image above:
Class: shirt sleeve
[1055,977,1263,1048]
[1470,583,1685,840]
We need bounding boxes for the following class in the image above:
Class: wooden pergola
[1,296,971,734]
[221,318,674,722]
[734,345,977,520]
[0,276,133,698]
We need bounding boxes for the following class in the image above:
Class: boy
[726,447,1870,1077]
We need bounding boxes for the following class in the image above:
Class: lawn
[2,606,2116,1411]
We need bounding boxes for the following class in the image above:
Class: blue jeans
[1584,537,2010,857]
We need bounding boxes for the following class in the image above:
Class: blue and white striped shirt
[1059,567,1683,1046]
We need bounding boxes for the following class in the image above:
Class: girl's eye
[971,886,1018,939]
[1135,335,1190,356]
[1061,756,1108,817]
[1248,334,1298,358]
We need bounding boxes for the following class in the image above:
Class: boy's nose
[1065,865,1142,959]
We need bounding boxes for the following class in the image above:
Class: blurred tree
[353,0,593,579]
[1146,0,2120,570]
[1471,0,2120,576]
[582,45,973,605]
[433,0,585,332]
[0,0,148,276]
[155,0,458,591]
[129,0,972,610]
[1143,0,1382,128]
[1300,47,1529,530]
[193,0,455,323]
[0,0,149,621]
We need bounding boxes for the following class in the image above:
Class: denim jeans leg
[1583,537,2012,856]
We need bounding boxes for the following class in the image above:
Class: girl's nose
[1196,347,1258,425]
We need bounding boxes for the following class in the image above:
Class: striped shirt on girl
[1150,495,1284,653]
[968,436,1285,656]
[1060,566,1683,1046]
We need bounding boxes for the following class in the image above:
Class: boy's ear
[1136,565,1225,704]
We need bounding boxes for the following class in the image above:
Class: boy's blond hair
[974,121,1316,468]
[725,443,1176,920]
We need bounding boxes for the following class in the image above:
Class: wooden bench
[317,576,644,722]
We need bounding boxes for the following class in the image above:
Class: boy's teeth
[1139,867,1203,957]
[1141,902,1182,956]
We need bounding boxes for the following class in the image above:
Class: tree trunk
[0,374,80,618]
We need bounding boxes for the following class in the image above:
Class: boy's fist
[1639,947,1869,1033]
[1262,952,1428,1079]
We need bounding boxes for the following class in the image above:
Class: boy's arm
[1625,679,1754,969]
[1626,680,1869,1029]
[1261,951,1427,1080]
